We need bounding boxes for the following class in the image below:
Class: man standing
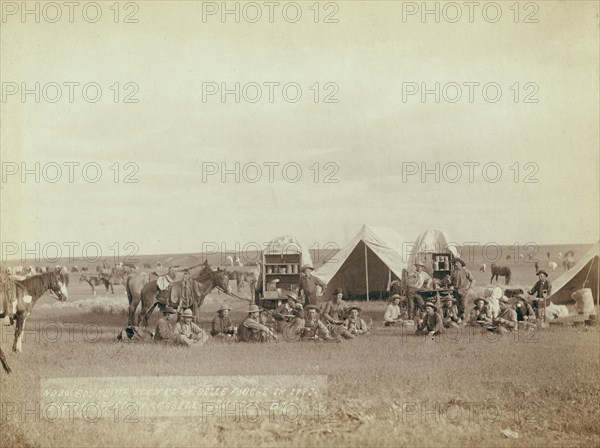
[450,258,474,320]
[153,306,177,343]
[170,269,201,312]
[407,263,432,319]
[529,270,552,320]
[173,309,210,347]
[237,304,277,343]
[298,264,327,307]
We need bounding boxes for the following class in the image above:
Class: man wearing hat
[488,296,518,334]
[450,258,474,320]
[170,269,201,312]
[415,303,444,336]
[440,295,460,328]
[211,304,236,339]
[342,306,369,337]
[237,305,277,343]
[528,270,552,320]
[298,305,337,341]
[384,294,408,326]
[298,265,327,306]
[322,288,351,337]
[468,297,492,325]
[273,292,304,333]
[514,295,536,323]
[406,263,432,318]
[173,309,210,347]
[153,306,178,343]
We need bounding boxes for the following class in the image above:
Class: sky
[1,1,599,261]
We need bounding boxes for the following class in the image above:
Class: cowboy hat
[474,297,488,305]
[498,295,511,304]
[452,258,466,267]
[248,304,261,313]
[300,264,314,272]
[414,262,427,269]
[332,287,343,295]
[305,304,320,312]
[424,303,438,311]
[348,306,362,313]
[217,304,232,312]
[181,309,194,318]
[162,306,176,314]
[536,270,548,277]
[441,295,456,303]
[390,294,402,301]
[285,291,299,301]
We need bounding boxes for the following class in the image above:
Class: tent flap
[549,242,599,305]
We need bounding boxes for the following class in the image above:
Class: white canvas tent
[407,229,460,272]
[549,242,599,305]
[263,235,313,267]
[314,225,407,299]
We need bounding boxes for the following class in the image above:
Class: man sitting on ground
[273,292,304,333]
[515,294,536,323]
[153,306,178,343]
[488,296,518,334]
[342,306,369,337]
[441,295,461,328]
[173,309,210,346]
[299,305,337,341]
[384,294,407,326]
[415,303,444,336]
[237,305,277,343]
[211,304,236,339]
[322,288,351,338]
[468,298,492,326]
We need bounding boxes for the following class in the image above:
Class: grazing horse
[99,271,129,294]
[2,272,68,354]
[79,274,102,295]
[490,264,511,285]
[132,261,231,328]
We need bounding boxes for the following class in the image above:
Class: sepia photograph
[1,1,599,447]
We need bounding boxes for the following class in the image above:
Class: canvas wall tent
[549,242,599,305]
[407,229,460,273]
[314,225,407,299]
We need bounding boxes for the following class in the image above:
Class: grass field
[1,275,599,448]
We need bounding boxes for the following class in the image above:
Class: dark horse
[1,272,67,359]
[127,261,231,328]
[490,264,511,285]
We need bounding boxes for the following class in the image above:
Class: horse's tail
[126,276,134,305]
[0,347,11,374]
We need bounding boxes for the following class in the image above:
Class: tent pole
[365,244,369,302]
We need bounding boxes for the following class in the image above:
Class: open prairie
[1,266,599,448]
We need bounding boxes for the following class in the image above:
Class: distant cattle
[548,262,558,271]
[143,263,152,269]
[479,263,486,273]
[71,266,79,273]
[81,267,89,273]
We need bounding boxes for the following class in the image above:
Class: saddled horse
[128,261,231,328]
[1,271,67,355]
[490,264,511,285]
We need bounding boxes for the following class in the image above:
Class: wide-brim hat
[217,304,232,312]
[333,287,343,295]
[414,263,427,269]
[162,306,176,314]
[348,306,362,313]
[515,294,528,302]
[424,303,438,311]
[498,295,511,304]
[305,305,320,312]
[441,295,456,303]
[181,309,194,318]
[536,270,548,277]
[452,258,466,267]
[285,291,298,301]
[301,264,314,272]
[474,297,489,305]
[390,294,403,301]
[248,304,261,313]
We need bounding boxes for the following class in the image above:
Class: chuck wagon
[259,235,313,309]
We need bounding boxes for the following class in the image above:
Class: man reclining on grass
[298,305,338,341]
[173,309,210,347]
[237,305,277,343]
[487,296,518,334]
[468,298,493,326]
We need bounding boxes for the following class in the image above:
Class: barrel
[572,288,596,315]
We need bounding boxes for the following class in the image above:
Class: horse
[2,271,68,354]
[79,274,102,295]
[98,271,129,294]
[143,263,152,270]
[479,263,486,273]
[131,261,231,328]
[0,346,10,373]
[490,264,511,285]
